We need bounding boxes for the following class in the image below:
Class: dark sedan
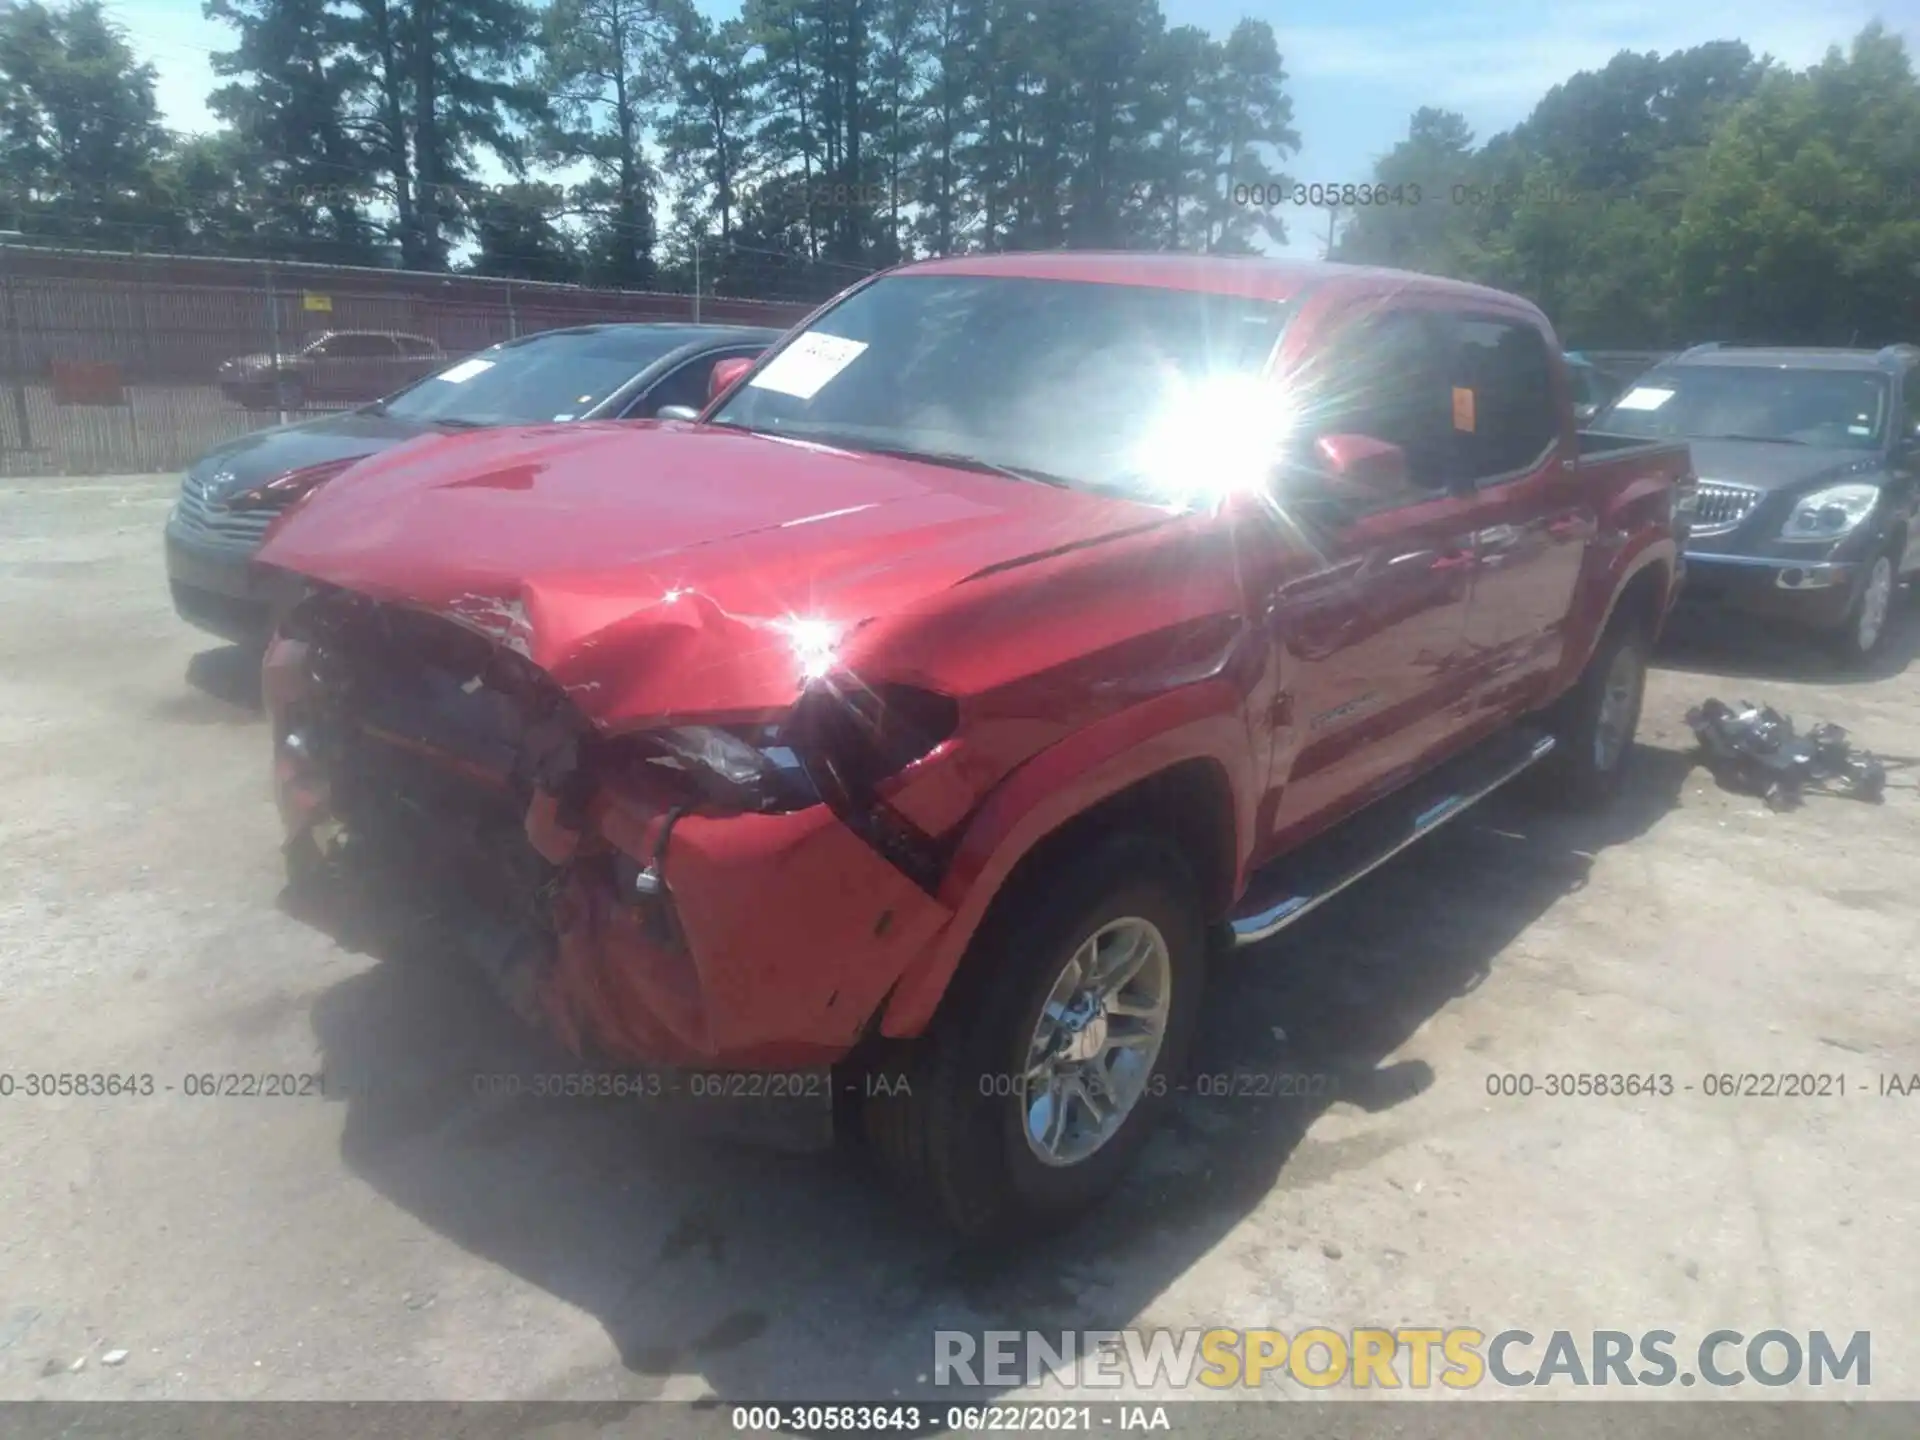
[1593,342,1920,661]
[167,322,779,645]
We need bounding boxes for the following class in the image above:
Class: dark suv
[218,330,445,411]
[1592,342,1920,660]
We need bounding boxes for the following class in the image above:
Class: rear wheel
[1541,619,1649,808]
[863,834,1206,1241]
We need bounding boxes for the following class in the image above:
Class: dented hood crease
[258,420,1164,727]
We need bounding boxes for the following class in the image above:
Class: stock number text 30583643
[1234,182,1423,208]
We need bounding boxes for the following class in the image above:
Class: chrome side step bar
[1228,731,1557,949]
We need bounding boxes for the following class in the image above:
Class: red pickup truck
[257,253,1692,1238]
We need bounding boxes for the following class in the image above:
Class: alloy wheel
[1020,916,1172,1167]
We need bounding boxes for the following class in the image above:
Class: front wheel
[863,834,1206,1241]
[1541,621,1649,808]
[1831,550,1899,665]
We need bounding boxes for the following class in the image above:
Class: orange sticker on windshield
[1452,387,1476,432]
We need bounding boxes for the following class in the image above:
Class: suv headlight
[1780,483,1880,541]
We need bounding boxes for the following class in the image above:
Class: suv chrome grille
[174,471,283,546]
[1689,479,1761,537]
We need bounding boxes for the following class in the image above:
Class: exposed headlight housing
[1780,482,1880,541]
[604,683,958,818]
[640,723,817,811]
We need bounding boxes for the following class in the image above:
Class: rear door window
[1450,318,1558,484]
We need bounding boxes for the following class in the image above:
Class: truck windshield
[1596,364,1890,451]
[708,274,1294,502]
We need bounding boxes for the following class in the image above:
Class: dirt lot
[3,472,1918,1412]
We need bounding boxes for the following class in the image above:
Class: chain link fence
[0,243,852,477]
[0,243,1689,479]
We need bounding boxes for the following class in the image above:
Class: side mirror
[1312,433,1410,495]
[709,355,754,402]
[1574,401,1599,424]
[655,405,700,422]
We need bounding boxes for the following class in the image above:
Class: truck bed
[1577,428,1689,462]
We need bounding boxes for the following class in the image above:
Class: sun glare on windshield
[1128,374,1297,512]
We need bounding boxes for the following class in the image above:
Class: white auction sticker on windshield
[748,333,868,400]
[1614,385,1674,411]
[435,358,495,385]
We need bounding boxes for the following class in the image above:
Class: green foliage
[3,0,1914,339]
[201,0,379,263]
[540,0,686,286]
[1338,27,1920,347]
[0,0,170,242]
[468,178,580,279]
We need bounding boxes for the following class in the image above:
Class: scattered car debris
[1685,698,1888,810]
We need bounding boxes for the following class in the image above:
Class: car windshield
[1596,364,1890,450]
[708,274,1295,501]
[376,328,694,424]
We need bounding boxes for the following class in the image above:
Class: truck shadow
[183,643,265,711]
[1655,596,1919,686]
[301,743,1694,1401]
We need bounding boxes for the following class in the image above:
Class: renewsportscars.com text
[933,1328,1871,1390]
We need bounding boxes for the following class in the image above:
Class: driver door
[1254,303,1482,851]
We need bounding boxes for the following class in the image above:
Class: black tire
[1830,546,1900,666]
[1540,618,1649,808]
[863,833,1207,1242]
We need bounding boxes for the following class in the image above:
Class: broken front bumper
[265,634,956,1073]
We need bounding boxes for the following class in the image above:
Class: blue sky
[106,0,1910,259]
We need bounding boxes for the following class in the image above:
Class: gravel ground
[2,473,1918,1420]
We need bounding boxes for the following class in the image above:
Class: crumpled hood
[258,420,1168,727]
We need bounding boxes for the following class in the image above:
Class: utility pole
[265,259,286,427]
[691,229,702,323]
[1324,202,1341,260]
[0,232,32,455]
